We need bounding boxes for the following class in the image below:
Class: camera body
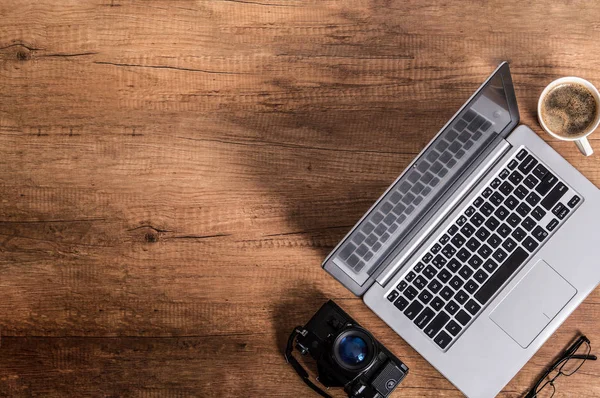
[295,300,408,398]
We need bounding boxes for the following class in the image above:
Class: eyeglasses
[526,335,597,398]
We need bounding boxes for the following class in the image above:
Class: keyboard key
[454,289,469,305]
[414,275,427,289]
[546,218,559,232]
[438,269,452,283]
[428,279,443,294]
[535,172,558,196]
[466,238,480,251]
[449,276,464,290]
[508,170,523,186]
[487,234,502,248]
[515,185,528,199]
[456,216,467,226]
[523,237,539,252]
[465,299,481,315]
[477,244,493,258]
[497,223,512,238]
[475,247,528,304]
[521,216,536,231]
[567,195,581,208]
[532,163,548,180]
[499,181,513,196]
[442,244,457,258]
[404,286,418,300]
[468,254,483,269]
[490,192,504,206]
[465,206,476,217]
[531,206,546,221]
[523,174,539,189]
[439,234,450,245]
[474,269,488,284]
[414,262,425,273]
[482,188,493,198]
[339,243,356,260]
[476,227,491,241]
[463,109,477,122]
[424,311,450,338]
[507,159,518,170]
[525,192,541,207]
[499,168,510,179]
[422,253,433,263]
[473,197,485,207]
[423,265,438,279]
[471,212,485,227]
[451,233,466,248]
[511,227,526,242]
[406,271,416,282]
[447,259,462,273]
[415,306,436,329]
[541,182,568,210]
[493,248,508,262]
[518,155,538,175]
[445,320,462,336]
[404,300,424,320]
[456,310,472,326]
[532,226,548,242]
[483,259,498,273]
[348,254,360,267]
[431,243,442,254]
[418,290,433,304]
[490,178,501,189]
[459,265,474,280]
[504,195,519,209]
[464,279,479,294]
[397,280,408,291]
[553,203,570,220]
[440,286,454,300]
[516,149,528,160]
[394,296,409,311]
[448,224,459,235]
[456,248,471,262]
[387,290,400,302]
[494,206,510,220]
[502,237,517,252]
[432,255,448,268]
[507,212,522,228]
[485,216,500,231]
[480,202,495,216]
[430,296,445,311]
[542,182,568,210]
[445,300,460,315]
[372,242,382,252]
[434,330,453,349]
[516,202,531,217]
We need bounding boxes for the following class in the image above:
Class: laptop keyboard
[385,148,582,351]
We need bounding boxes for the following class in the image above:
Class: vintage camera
[285,300,408,398]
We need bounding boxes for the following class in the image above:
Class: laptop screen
[324,64,518,293]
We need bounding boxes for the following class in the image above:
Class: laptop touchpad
[490,260,576,348]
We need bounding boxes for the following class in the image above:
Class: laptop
[322,62,600,397]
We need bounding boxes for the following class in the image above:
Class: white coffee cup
[537,76,599,156]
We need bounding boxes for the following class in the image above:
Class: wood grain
[1,0,599,396]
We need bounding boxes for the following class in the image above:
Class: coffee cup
[537,76,599,156]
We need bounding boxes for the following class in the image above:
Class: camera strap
[285,327,333,398]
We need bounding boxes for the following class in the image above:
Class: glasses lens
[337,335,369,366]
[561,340,591,376]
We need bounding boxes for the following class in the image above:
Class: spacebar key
[474,248,528,304]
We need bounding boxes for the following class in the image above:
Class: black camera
[285,300,408,398]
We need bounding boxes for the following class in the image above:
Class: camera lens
[338,335,368,365]
[333,328,376,371]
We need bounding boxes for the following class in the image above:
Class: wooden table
[1,1,598,397]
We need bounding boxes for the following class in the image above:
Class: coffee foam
[540,83,597,138]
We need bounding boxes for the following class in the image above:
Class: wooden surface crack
[93,61,247,75]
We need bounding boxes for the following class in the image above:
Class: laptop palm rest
[489,260,576,348]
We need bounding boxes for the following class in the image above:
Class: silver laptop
[322,62,600,397]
